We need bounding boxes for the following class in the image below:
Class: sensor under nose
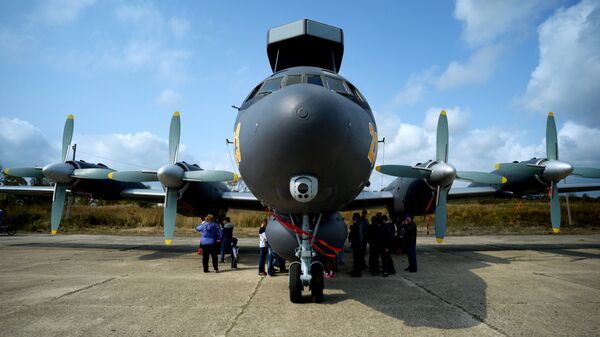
[290,175,318,202]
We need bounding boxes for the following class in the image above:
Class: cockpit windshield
[258,76,283,94]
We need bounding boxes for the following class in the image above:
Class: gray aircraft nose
[238,83,374,214]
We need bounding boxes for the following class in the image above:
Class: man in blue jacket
[196,214,223,273]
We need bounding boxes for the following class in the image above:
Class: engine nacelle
[384,177,436,217]
[265,212,348,261]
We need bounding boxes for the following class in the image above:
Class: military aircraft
[2,19,600,303]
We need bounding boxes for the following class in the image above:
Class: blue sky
[1,0,599,189]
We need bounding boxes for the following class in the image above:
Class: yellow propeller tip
[552,228,560,234]
[436,237,444,243]
[440,110,447,116]
[51,230,57,235]
[173,111,180,117]
[548,111,554,117]
[107,172,114,179]
[501,176,507,184]
[233,173,239,181]
[67,114,74,120]
[375,166,381,172]
[495,163,500,170]
[165,239,172,245]
[3,168,8,175]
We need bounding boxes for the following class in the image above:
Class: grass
[1,197,598,237]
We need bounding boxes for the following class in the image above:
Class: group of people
[195,215,239,273]
[348,210,417,277]
[195,210,417,278]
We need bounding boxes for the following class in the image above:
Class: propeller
[109,112,238,245]
[3,115,114,234]
[377,110,507,243]
[496,112,600,233]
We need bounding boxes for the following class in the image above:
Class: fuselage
[234,66,377,214]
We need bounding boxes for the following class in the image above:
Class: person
[258,219,268,276]
[220,217,234,263]
[196,214,223,273]
[348,212,363,277]
[358,209,369,270]
[0,208,4,225]
[401,214,418,272]
[380,215,396,276]
[230,237,239,270]
[367,216,383,275]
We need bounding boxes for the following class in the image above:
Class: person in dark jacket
[348,212,364,277]
[367,216,383,275]
[380,215,396,276]
[401,214,418,272]
[220,217,234,263]
[258,219,268,276]
[358,209,369,270]
[196,214,223,273]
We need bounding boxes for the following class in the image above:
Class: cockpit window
[285,75,303,86]
[346,82,365,102]
[306,74,323,86]
[324,76,352,95]
[244,83,262,102]
[258,76,283,94]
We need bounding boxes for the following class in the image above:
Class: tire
[289,262,302,303]
[310,262,324,303]
[7,227,16,236]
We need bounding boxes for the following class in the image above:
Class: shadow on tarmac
[8,239,600,329]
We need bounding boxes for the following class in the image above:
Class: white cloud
[0,117,57,167]
[33,0,95,26]
[435,44,503,89]
[423,107,469,134]
[156,88,183,108]
[558,121,600,167]
[521,0,600,126]
[455,0,557,47]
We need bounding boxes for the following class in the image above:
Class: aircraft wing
[557,183,600,193]
[220,191,266,211]
[0,185,57,197]
[119,188,165,202]
[448,186,498,199]
[342,191,395,211]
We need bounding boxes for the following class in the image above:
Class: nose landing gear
[288,214,325,303]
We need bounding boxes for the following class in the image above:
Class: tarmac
[0,233,599,337]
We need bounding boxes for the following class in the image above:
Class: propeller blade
[2,167,43,178]
[51,183,67,234]
[434,186,448,243]
[375,165,430,179]
[71,168,115,180]
[550,181,560,233]
[496,162,543,175]
[572,167,600,178]
[183,170,238,182]
[169,112,181,164]
[163,188,178,245]
[436,110,449,163]
[546,112,558,160]
[108,171,158,182]
[457,171,507,184]
[62,115,74,162]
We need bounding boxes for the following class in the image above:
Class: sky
[1,0,599,190]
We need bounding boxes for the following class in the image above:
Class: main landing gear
[288,214,324,303]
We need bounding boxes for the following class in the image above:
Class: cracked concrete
[1,234,599,337]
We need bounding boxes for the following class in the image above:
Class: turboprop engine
[265,212,348,261]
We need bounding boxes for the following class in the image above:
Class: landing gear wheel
[6,227,15,236]
[310,262,324,303]
[289,262,302,303]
